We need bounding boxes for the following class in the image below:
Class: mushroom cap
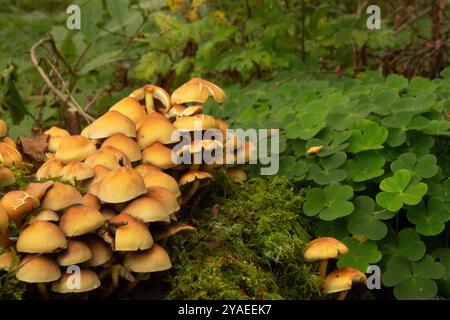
[109,213,153,251]
[57,239,92,266]
[0,166,15,187]
[16,255,61,283]
[323,267,368,294]
[47,135,65,152]
[83,235,112,267]
[143,171,181,198]
[1,190,39,220]
[88,110,136,139]
[52,268,101,293]
[142,142,177,169]
[25,181,55,201]
[171,78,226,104]
[83,193,101,210]
[0,205,9,229]
[29,210,60,223]
[0,119,8,137]
[227,168,247,182]
[101,206,117,221]
[151,222,196,241]
[0,142,22,167]
[44,126,70,138]
[146,187,180,214]
[124,243,172,273]
[102,134,142,162]
[17,221,67,254]
[109,97,147,124]
[135,112,167,130]
[136,116,178,150]
[134,163,161,178]
[167,105,203,118]
[97,167,147,204]
[303,237,349,262]
[60,161,95,184]
[59,205,105,237]
[51,268,101,293]
[215,118,228,132]
[173,114,219,132]
[55,136,96,163]
[84,147,131,170]
[80,125,90,138]
[121,196,170,223]
[40,182,84,211]
[179,170,213,186]
[0,251,14,271]
[130,85,172,112]
[36,159,64,180]
[2,137,16,148]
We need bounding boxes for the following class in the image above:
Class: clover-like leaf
[348,120,388,153]
[285,110,326,140]
[326,103,371,131]
[380,228,426,262]
[345,151,385,182]
[306,129,352,157]
[278,156,307,180]
[391,153,439,183]
[383,255,445,300]
[407,197,450,236]
[316,219,349,240]
[376,169,428,212]
[307,152,347,185]
[347,196,388,241]
[303,183,354,221]
[432,248,450,298]
[337,237,382,272]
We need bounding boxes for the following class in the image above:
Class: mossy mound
[161,175,321,299]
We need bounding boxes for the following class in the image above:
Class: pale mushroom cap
[323,267,368,294]
[142,143,177,169]
[97,167,147,204]
[124,243,172,273]
[3,137,16,148]
[227,168,247,182]
[0,251,14,271]
[40,182,84,211]
[17,221,67,254]
[0,205,9,229]
[146,187,180,214]
[60,161,95,184]
[143,171,181,198]
[51,268,100,293]
[102,134,142,162]
[88,110,136,139]
[57,239,92,266]
[179,170,213,186]
[55,136,96,164]
[83,235,112,267]
[1,190,39,220]
[173,114,219,132]
[121,196,170,223]
[143,85,172,112]
[134,163,162,178]
[84,147,131,170]
[80,125,90,138]
[29,210,60,223]
[0,142,22,167]
[303,237,349,262]
[44,126,70,138]
[16,255,61,283]
[59,205,105,237]
[171,78,226,104]
[36,159,64,180]
[47,135,65,152]
[137,116,178,150]
[136,112,167,131]
[171,105,203,118]
[25,181,55,200]
[0,166,16,187]
[83,193,101,210]
[109,97,147,124]
[109,213,153,251]
[0,119,8,137]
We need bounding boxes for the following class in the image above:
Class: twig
[83,88,108,112]
[30,36,95,123]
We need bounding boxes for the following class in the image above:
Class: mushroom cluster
[303,237,368,300]
[0,78,246,298]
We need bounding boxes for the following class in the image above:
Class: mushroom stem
[122,273,149,297]
[318,259,328,279]
[36,283,49,299]
[145,90,155,113]
[181,180,200,205]
[336,290,348,300]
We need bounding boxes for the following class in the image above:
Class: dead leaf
[18,132,49,170]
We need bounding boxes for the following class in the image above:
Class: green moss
[163,175,321,299]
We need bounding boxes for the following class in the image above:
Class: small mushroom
[102,134,142,162]
[40,182,84,211]
[142,171,181,198]
[303,237,349,279]
[178,171,213,204]
[55,135,96,163]
[142,142,177,169]
[109,97,147,124]
[97,167,147,204]
[16,221,67,254]
[51,268,101,294]
[88,110,136,139]
[59,205,105,237]
[323,267,368,300]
